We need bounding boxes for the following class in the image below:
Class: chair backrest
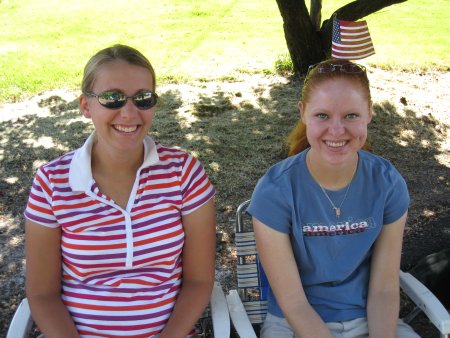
[235,200,268,325]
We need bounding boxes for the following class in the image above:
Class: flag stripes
[332,18,375,60]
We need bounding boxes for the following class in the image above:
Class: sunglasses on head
[307,61,366,77]
[84,90,158,110]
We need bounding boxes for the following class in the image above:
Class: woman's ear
[298,101,305,122]
[368,100,373,123]
[79,95,92,118]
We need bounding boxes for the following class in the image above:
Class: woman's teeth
[115,125,138,132]
[326,141,346,148]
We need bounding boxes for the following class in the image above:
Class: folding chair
[7,281,231,338]
[226,200,267,338]
[227,200,450,338]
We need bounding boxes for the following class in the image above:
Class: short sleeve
[384,166,410,225]
[247,174,292,234]
[180,154,215,215]
[24,167,59,228]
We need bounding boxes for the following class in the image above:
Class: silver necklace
[319,182,352,218]
[307,152,355,219]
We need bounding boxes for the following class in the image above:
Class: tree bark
[310,0,322,31]
[276,0,325,74]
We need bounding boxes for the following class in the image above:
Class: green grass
[371,1,450,70]
[0,0,449,102]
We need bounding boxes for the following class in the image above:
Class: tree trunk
[310,0,322,31]
[276,0,325,74]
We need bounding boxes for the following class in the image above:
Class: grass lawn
[0,0,449,102]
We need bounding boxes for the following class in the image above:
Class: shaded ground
[0,68,449,337]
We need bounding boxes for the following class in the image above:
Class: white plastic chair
[6,298,33,338]
[400,271,450,338]
[7,281,231,338]
[227,200,450,338]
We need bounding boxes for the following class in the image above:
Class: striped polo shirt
[24,133,215,338]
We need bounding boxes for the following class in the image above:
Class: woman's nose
[328,118,345,135]
[120,99,138,118]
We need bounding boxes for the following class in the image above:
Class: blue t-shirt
[247,149,409,322]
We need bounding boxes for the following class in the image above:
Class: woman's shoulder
[38,150,77,173]
[264,151,306,181]
[153,142,201,168]
[40,133,94,174]
[153,142,186,159]
[358,150,406,182]
[359,150,398,170]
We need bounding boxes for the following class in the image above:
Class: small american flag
[332,17,375,60]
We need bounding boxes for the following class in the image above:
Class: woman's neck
[306,150,358,190]
[91,142,144,177]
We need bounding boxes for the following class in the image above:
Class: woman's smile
[113,124,139,133]
[324,140,348,148]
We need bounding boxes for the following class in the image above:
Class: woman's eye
[345,113,359,120]
[316,113,328,119]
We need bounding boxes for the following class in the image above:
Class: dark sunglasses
[307,61,366,78]
[84,91,158,110]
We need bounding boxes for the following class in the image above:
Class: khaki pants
[261,313,421,338]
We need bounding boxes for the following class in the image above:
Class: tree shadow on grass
[0,97,91,217]
[0,78,448,337]
[370,101,449,270]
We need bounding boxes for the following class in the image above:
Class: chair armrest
[210,281,231,338]
[226,290,258,338]
[400,270,450,335]
[7,298,33,338]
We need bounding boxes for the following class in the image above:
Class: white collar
[69,132,159,191]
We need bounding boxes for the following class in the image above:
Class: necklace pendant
[335,208,341,218]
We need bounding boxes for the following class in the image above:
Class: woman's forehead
[93,61,155,89]
[303,78,371,111]
[310,77,368,95]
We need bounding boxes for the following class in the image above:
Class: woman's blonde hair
[81,44,156,94]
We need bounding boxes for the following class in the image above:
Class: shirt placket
[87,176,141,269]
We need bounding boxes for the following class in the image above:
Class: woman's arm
[158,198,216,338]
[253,217,333,338]
[367,212,408,338]
[25,219,79,338]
